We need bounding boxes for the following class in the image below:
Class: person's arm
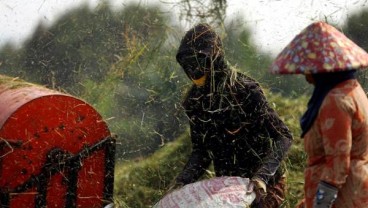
[253,112,293,184]
[245,83,293,185]
[319,94,352,186]
[312,94,353,207]
[175,121,212,185]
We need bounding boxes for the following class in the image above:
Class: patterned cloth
[298,79,368,207]
[270,21,368,74]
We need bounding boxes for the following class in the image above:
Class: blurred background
[1,0,368,207]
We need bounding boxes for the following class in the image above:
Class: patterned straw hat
[270,21,368,74]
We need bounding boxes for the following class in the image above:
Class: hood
[176,23,227,82]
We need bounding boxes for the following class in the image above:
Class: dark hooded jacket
[175,24,293,186]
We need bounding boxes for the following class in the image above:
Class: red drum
[0,75,115,208]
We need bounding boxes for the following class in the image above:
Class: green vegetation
[267,92,308,207]
[114,132,192,208]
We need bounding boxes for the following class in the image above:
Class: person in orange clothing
[271,21,368,207]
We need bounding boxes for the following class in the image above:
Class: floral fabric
[299,79,368,208]
[270,21,368,74]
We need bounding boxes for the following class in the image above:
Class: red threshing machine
[0,75,115,208]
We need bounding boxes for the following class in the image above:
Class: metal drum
[0,75,115,208]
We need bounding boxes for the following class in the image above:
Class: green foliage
[170,0,228,26]
[222,18,310,97]
[19,3,121,90]
[343,9,368,51]
[342,9,368,91]
[0,2,169,93]
[76,7,187,158]
[0,43,23,77]
[113,132,192,208]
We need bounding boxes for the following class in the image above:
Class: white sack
[154,176,256,208]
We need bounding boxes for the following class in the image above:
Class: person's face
[178,53,212,86]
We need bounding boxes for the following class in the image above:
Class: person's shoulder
[233,72,259,85]
[329,79,359,98]
[324,80,359,113]
[232,72,263,92]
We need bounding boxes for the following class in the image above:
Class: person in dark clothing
[174,23,293,207]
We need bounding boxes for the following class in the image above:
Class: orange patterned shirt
[301,79,368,207]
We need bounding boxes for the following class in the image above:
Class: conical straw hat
[270,21,368,74]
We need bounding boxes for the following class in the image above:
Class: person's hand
[251,177,267,203]
[313,181,338,208]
